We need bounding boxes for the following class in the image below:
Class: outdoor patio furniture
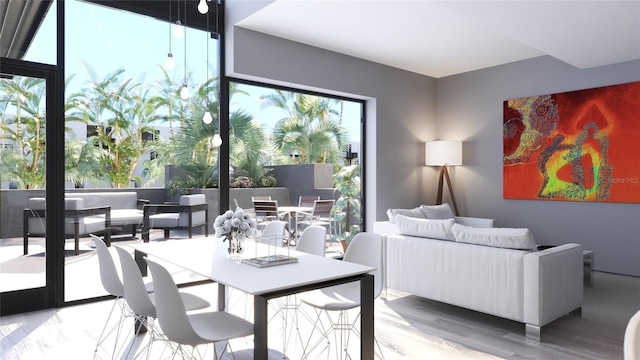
[252,199,283,225]
[63,192,147,238]
[296,199,336,237]
[23,197,111,255]
[141,194,208,242]
[298,195,320,208]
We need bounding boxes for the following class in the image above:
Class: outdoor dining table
[277,205,313,244]
[130,237,375,360]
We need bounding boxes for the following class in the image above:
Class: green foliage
[66,63,163,188]
[230,176,255,188]
[260,90,349,168]
[332,164,362,244]
[1,62,355,196]
[64,139,109,188]
[168,161,218,195]
[0,76,47,189]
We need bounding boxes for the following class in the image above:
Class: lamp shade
[425,140,462,166]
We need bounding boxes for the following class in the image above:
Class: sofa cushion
[395,215,455,241]
[178,194,207,227]
[68,192,138,210]
[110,209,143,226]
[452,224,537,250]
[149,213,180,228]
[419,203,455,219]
[386,207,425,223]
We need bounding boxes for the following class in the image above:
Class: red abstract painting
[503,81,640,203]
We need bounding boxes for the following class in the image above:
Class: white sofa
[374,205,583,338]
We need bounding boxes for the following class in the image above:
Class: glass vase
[227,236,244,262]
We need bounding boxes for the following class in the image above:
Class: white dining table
[130,237,375,360]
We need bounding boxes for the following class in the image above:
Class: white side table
[583,250,594,287]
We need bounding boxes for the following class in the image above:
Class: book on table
[242,254,298,268]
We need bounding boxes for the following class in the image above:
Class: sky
[24,0,361,143]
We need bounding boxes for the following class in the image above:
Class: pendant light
[180,0,190,100]
[197,0,209,14]
[173,0,184,39]
[210,0,222,147]
[212,131,222,147]
[165,0,176,69]
[202,10,212,124]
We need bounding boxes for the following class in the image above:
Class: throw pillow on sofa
[395,215,456,241]
[386,207,425,223]
[419,203,455,219]
[452,223,537,250]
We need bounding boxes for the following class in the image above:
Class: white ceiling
[236,0,640,78]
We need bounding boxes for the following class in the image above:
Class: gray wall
[227,1,438,235]
[227,3,640,276]
[437,56,640,276]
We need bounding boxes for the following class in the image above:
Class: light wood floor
[1,271,635,360]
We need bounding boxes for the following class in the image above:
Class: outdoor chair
[142,194,208,242]
[251,195,272,201]
[296,199,336,239]
[253,199,284,226]
[296,195,320,224]
[298,195,320,208]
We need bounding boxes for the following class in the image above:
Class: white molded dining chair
[92,234,136,359]
[258,220,287,247]
[299,232,385,360]
[113,246,210,359]
[277,225,328,356]
[296,225,327,257]
[625,310,640,360]
[144,258,254,359]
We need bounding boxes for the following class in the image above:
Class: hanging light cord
[184,0,187,84]
[206,9,209,107]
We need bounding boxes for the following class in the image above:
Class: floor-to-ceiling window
[0,0,366,313]
[229,80,364,248]
[0,0,60,315]
[62,0,221,301]
[0,0,222,310]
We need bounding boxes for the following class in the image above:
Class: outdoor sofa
[23,192,147,255]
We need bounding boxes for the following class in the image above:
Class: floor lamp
[425,140,462,216]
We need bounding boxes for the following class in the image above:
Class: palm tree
[64,139,108,188]
[68,63,162,188]
[260,90,348,165]
[0,76,47,189]
[151,65,181,138]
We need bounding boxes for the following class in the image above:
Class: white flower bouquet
[214,207,258,242]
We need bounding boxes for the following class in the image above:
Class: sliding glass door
[0,58,60,315]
